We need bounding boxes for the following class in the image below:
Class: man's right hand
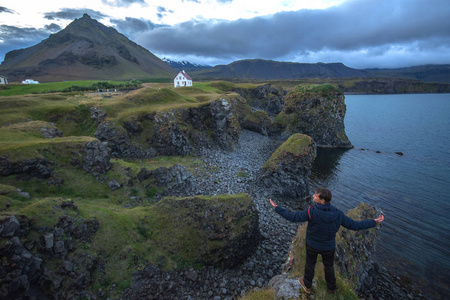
[270,199,277,208]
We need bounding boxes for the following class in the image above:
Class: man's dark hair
[316,188,332,203]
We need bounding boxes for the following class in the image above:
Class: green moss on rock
[242,110,272,135]
[150,193,260,268]
[262,133,314,171]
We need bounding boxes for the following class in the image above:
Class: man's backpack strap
[308,205,313,220]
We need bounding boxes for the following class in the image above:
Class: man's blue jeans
[304,243,336,291]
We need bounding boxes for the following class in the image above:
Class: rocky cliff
[273,84,353,149]
[93,95,245,159]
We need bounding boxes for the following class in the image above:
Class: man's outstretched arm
[341,213,384,230]
[270,199,309,223]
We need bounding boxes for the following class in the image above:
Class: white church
[174,71,192,87]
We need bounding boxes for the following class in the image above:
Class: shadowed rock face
[260,133,317,200]
[0,213,102,300]
[273,85,353,149]
[94,97,243,158]
[234,84,285,116]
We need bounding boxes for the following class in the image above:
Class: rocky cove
[0,83,430,299]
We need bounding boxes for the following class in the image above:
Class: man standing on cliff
[270,187,384,294]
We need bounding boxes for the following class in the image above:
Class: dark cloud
[102,0,146,7]
[135,0,450,68]
[156,6,174,20]
[0,6,15,14]
[44,8,107,21]
[44,23,62,32]
[110,17,168,37]
[0,25,50,62]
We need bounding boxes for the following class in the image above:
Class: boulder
[268,273,301,299]
[0,215,20,237]
[108,179,121,190]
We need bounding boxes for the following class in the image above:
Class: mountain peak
[0,15,175,82]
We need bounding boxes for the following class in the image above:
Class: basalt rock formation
[234,84,285,116]
[272,84,353,149]
[260,133,317,200]
[93,96,244,158]
[0,211,102,300]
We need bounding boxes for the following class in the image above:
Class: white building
[174,71,192,87]
[22,79,40,84]
[0,75,8,85]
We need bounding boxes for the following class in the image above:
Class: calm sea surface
[310,94,450,299]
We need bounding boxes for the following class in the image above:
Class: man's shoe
[298,277,311,294]
[328,289,335,294]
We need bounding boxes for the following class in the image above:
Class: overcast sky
[1,0,449,69]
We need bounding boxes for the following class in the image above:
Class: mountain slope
[190,59,372,80]
[365,64,450,83]
[0,14,176,82]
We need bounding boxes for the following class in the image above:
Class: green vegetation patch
[0,134,95,161]
[0,80,141,96]
[150,193,256,268]
[113,156,203,173]
[262,133,313,171]
[239,289,276,300]
[289,83,342,97]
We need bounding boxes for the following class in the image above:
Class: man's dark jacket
[275,203,376,251]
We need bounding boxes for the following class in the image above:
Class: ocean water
[309,94,450,298]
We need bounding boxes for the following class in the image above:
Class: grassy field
[0,79,261,297]
[0,78,173,96]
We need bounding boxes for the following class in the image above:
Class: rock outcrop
[0,209,102,300]
[80,140,112,176]
[94,97,244,158]
[151,194,260,268]
[260,133,317,199]
[95,121,157,158]
[0,157,53,180]
[234,84,285,116]
[273,84,353,149]
[136,164,196,198]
